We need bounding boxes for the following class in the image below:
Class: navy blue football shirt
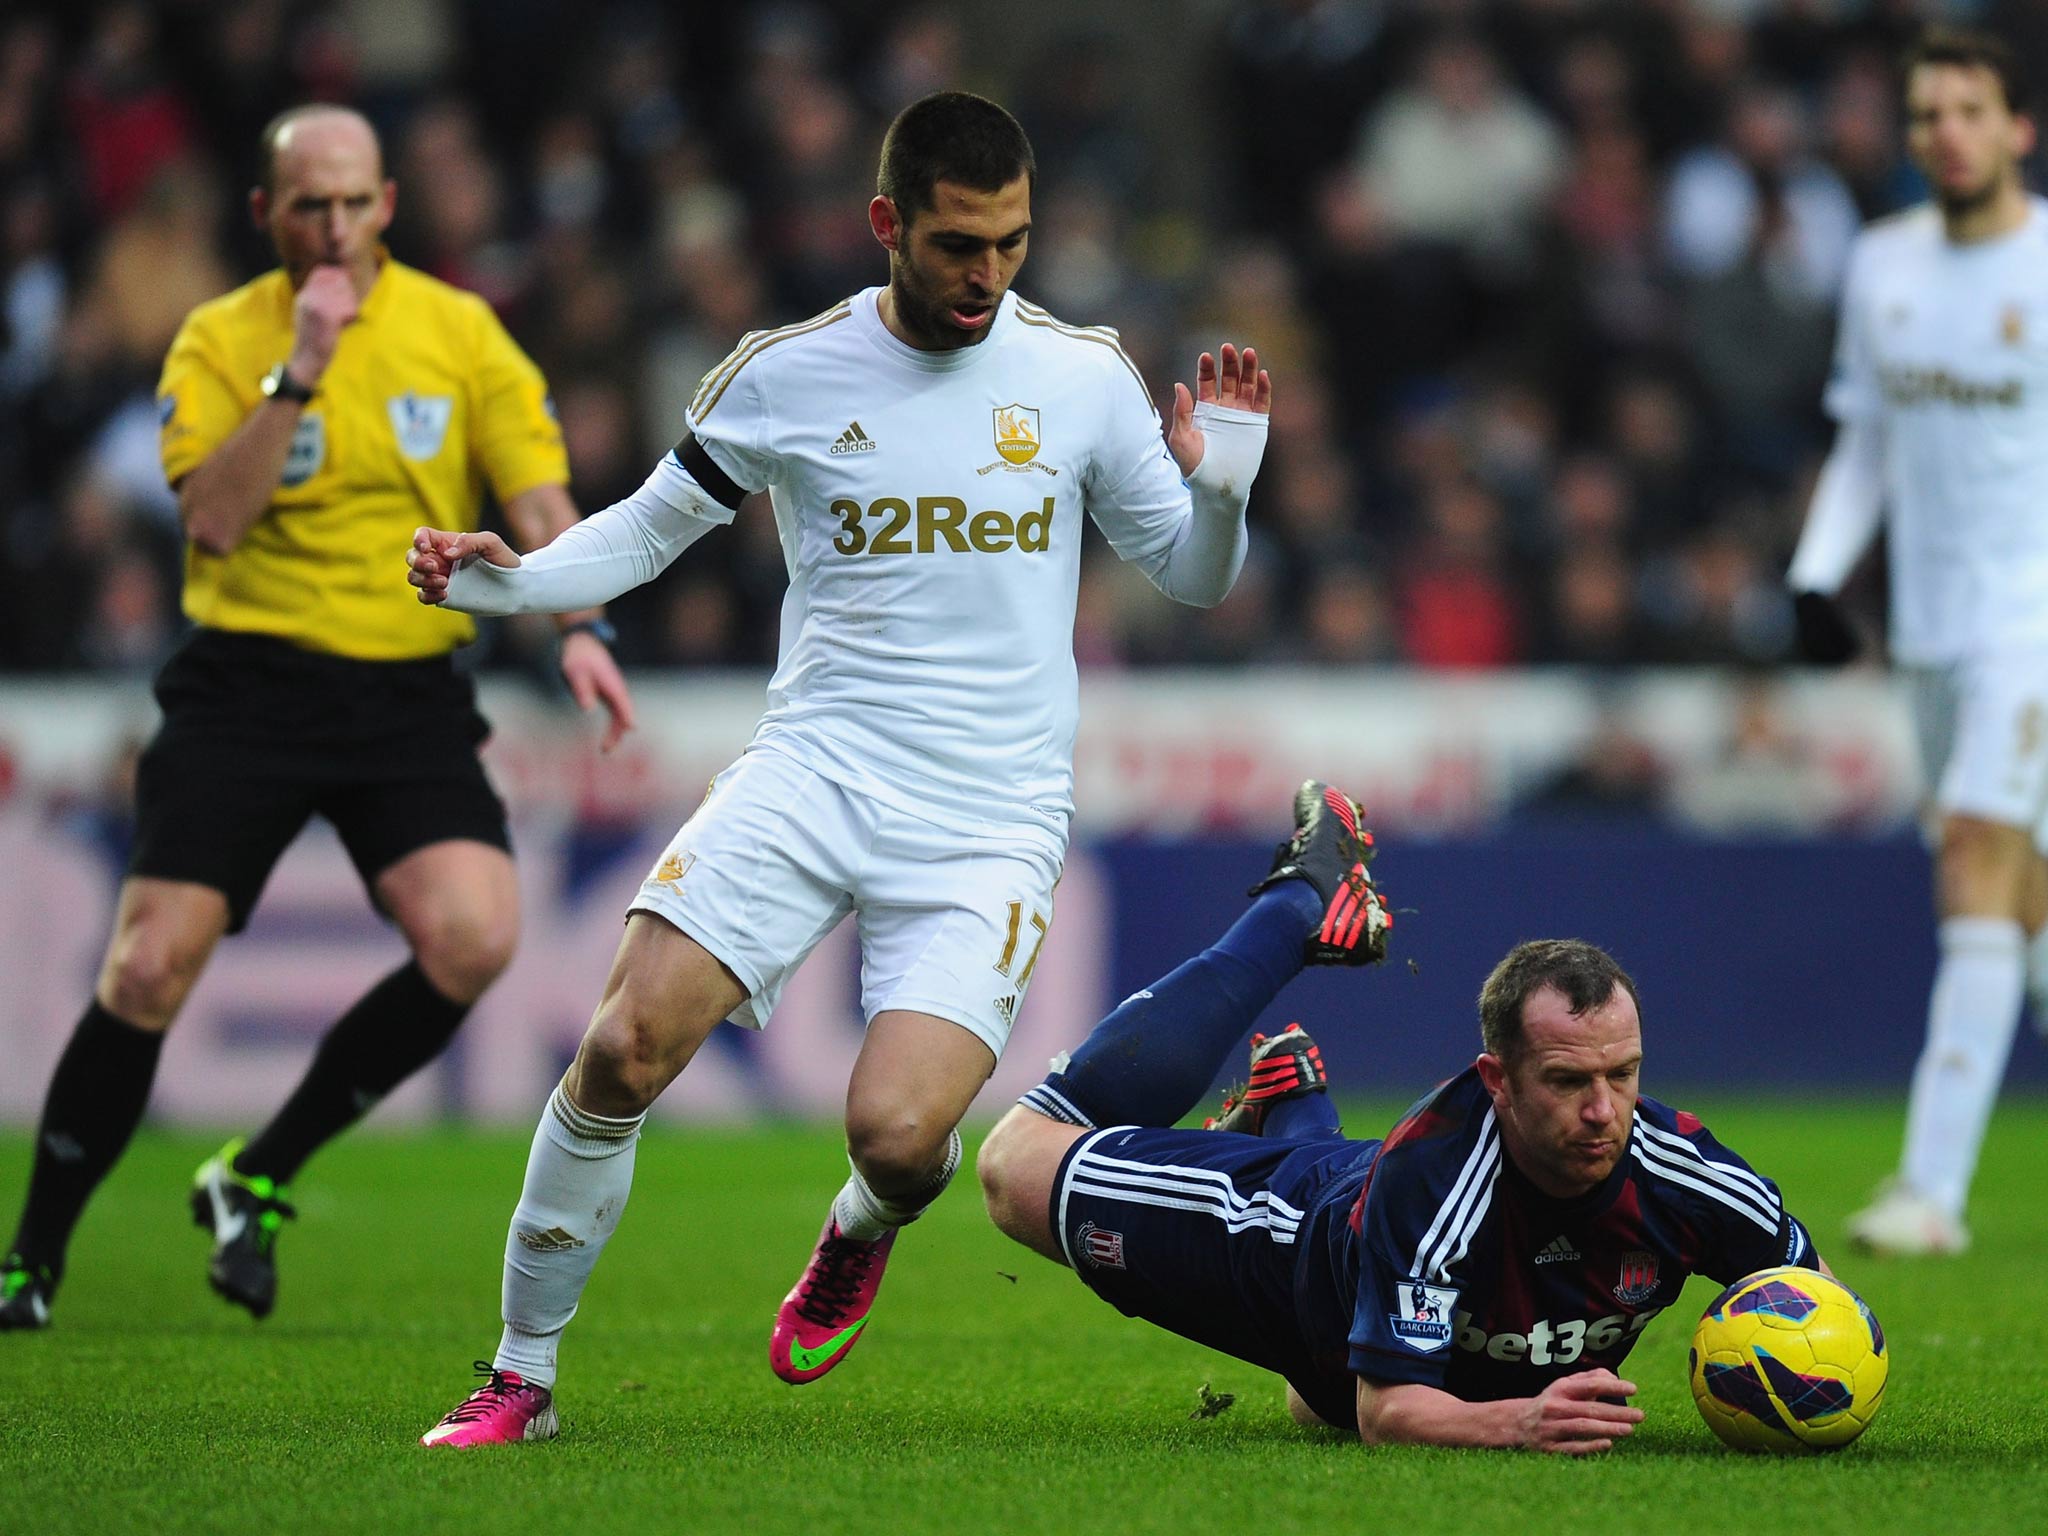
[1288,1067,1814,1410]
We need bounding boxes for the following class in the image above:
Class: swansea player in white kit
[409,92,1273,1443]
[1789,29,2048,1256]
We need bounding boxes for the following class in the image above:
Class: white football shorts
[628,745,1066,1058]
[1908,649,2048,845]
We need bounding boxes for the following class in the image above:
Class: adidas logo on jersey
[1533,1235,1582,1265]
[830,421,878,455]
[993,994,1019,1027]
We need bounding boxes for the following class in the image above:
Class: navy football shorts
[1050,1124,1375,1423]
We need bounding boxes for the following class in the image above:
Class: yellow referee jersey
[157,258,567,660]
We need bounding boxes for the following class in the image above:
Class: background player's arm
[178,268,355,556]
[1789,419,1885,600]
[1786,419,1884,663]
[1786,231,1884,664]
[1354,1370,1643,1455]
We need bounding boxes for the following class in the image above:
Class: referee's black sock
[10,1001,166,1276]
[235,961,470,1185]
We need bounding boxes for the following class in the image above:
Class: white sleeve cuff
[1141,401,1266,607]
[1187,401,1269,501]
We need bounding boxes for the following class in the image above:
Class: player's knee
[975,1111,1050,1248]
[409,901,519,1003]
[100,926,207,1029]
[573,1005,679,1115]
[1936,815,2038,915]
[845,1106,951,1196]
[975,1119,1025,1238]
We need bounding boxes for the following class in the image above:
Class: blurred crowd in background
[1,0,2039,680]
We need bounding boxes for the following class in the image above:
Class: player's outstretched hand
[1168,342,1272,477]
[1519,1370,1643,1455]
[407,527,520,605]
[560,630,636,754]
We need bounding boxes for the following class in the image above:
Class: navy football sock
[1262,1091,1344,1141]
[1026,882,1322,1128]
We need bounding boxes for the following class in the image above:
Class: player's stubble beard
[887,247,1001,352]
[1938,176,2014,224]
[1929,143,2020,226]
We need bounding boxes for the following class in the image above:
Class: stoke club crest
[1613,1250,1661,1305]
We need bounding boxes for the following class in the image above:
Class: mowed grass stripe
[1,1099,2044,1536]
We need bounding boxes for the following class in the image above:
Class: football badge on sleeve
[1390,1281,1458,1352]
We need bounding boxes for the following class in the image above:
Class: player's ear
[377,178,397,232]
[870,195,903,254]
[249,186,269,232]
[2014,111,2037,159]
[1475,1052,1510,1106]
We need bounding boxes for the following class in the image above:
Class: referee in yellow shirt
[0,105,634,1330]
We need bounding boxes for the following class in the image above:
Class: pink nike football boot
[769,1220,897,1384]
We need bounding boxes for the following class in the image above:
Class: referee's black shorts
[130,629,511,932]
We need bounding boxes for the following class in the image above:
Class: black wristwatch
[561,618,618,647]
[260,362,316,404]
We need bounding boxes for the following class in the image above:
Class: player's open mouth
[951,304,993,328]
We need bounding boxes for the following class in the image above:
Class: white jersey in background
[1798,198,2048,662]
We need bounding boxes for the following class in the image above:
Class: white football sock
[1899,917,2024,1220]
[494,1082,645,1388]
[831,1128,963,1241]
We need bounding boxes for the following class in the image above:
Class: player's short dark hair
[1477,940,1640,1064]
[1903,26,2031,116]
[876,91,1035,225]
[257,104,383,194]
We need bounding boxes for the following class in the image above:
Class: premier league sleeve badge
[1390,1281,1459,1352]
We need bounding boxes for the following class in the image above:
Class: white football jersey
[683,287,1201,828]
[1826,198,2048,661]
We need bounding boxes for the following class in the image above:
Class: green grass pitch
[4,1099,2045,1536]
